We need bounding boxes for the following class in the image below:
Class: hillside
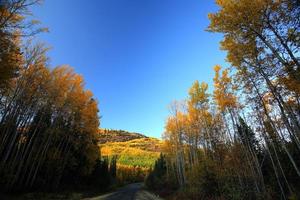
[98,129,148,143]
[98,129,162,168]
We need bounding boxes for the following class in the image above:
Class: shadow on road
[84,183,163,200]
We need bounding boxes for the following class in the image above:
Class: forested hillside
[98,129,148,144]
[147,0,300,199]
[0,0,113,193]
[98,129,162,183]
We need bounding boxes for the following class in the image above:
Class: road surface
[84,183,163,200]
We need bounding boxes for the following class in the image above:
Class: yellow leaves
[213,65,237,112]
[165,111,187,133]
[100,137,162,157]
[210,0,267,29]
[188,80,210,118]
[100,146,112,156]
[214,64,221,72]
[116,163,149,183]
[0,7,24,23]
[189,81,209,104]
[208,0,272,70]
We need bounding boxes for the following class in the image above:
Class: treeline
[0,0,111,192]
[117,164,149,184]
[98,129,147,144]
[148,0,300,199]
[100,136,161,185]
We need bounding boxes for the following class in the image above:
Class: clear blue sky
[32,0,227,138]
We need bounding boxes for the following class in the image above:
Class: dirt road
[84,183,163,200]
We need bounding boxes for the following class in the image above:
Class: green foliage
[100,137,162,168]
[146,154,179,197]
[109,156,117,179]
[88,158,112,190]
[99,132,162,185]
[118,148,159,168]
[146,154,167,190]
[237,117,260,153]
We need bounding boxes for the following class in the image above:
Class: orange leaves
[47,65,99,135]
[279,73,300,96]
[0,32,23,88]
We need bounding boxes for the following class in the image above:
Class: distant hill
[98,129,147,143]
[98,129,162,168]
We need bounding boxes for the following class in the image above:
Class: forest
[147,0,300,199]
[0,1,159,197]
[0,0,300,200]
[0,0,115,194]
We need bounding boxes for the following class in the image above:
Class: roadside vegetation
[146,0,300,199]
[0,0,114,195]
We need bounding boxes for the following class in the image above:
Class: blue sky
[32,0,227,138]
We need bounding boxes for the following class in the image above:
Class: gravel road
[84,183,163,200]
